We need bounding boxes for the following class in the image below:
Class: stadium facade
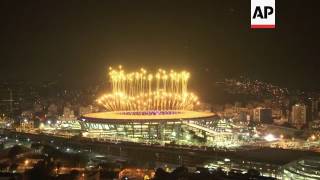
[281,158,320,180]
[80,110,215,140]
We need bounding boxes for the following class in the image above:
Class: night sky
[0,0,319,92]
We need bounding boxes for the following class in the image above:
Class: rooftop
[82,110,214,121]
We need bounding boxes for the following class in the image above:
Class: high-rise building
[79,105,93,116]
[0,82,39,116]
[253,107,273,124]
[291,104,307,128]
[63,107,75,119]
[311,99,319,120]
[47,104,58,117]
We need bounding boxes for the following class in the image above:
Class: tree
[246,168,260,177]
[153,168,169,180]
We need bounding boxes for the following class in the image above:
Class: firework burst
[97,65,200,112]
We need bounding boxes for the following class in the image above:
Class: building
[253,107,272,124]
[34,103,43,113]
[0,82,39,116]
[79,105,93,116]
[309,120,320,131]
[47,104,58,117]
[21,119,34,130]
[311,99,319,120]
[63,107,75,119]
[291,104,307,128]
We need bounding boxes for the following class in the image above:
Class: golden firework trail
[97,65,200,111]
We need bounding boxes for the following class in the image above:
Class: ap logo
[251,0,275,29]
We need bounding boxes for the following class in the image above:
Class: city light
[185,134,191,140]
[264,134,277,142]
[82,132,88,137]
[39,123,45,129]
[280,134,284,139]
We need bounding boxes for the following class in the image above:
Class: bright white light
[185,134,191,140]
[47,120,51,125]
[264,134,277,142]
[253,133,259,138]
[82,132,88,137]
[39,123,44,129]
[280,134,284,139]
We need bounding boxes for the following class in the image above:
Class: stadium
[281,158,320,179]
[80,110,215,140]
[80,66,217,142]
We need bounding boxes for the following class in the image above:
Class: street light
[171,132,176,137]
[264,134,277,142]
[186,134,191,141]
[280,134,284,139]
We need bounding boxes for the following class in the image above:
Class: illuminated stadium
[80,66,215,142]
[281,158,320,179]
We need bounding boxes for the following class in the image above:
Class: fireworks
[97,65,200,112]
